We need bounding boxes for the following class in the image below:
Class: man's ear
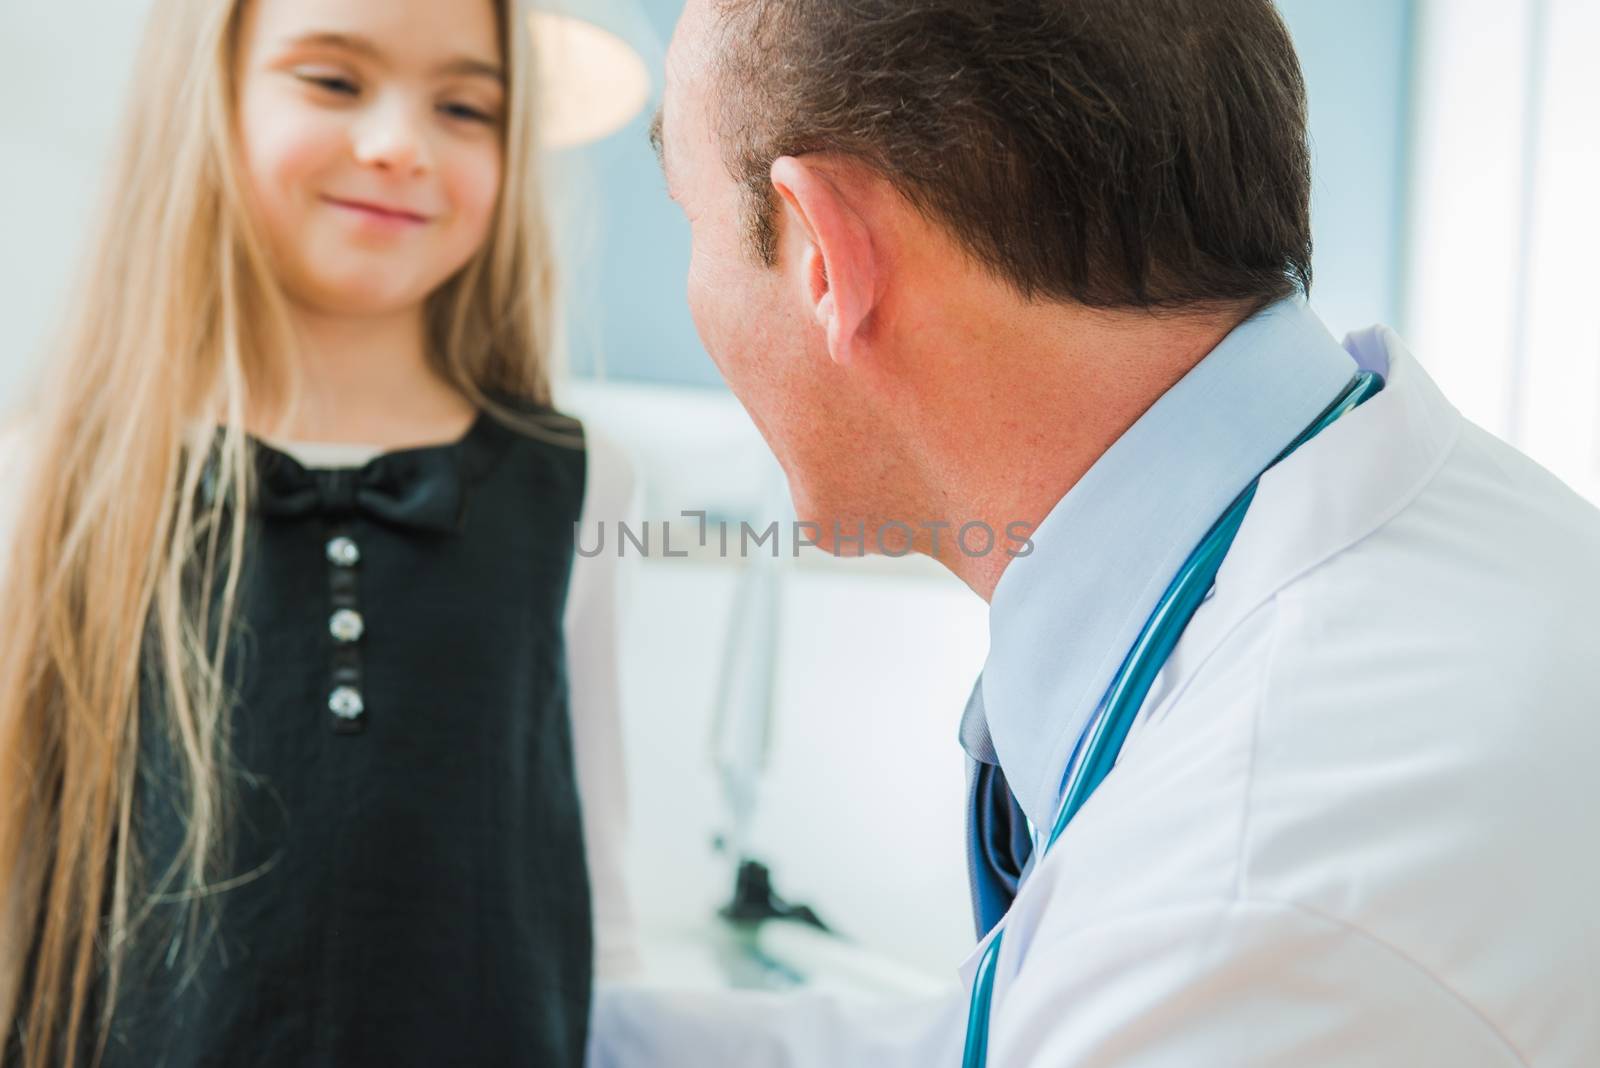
[770,156,878,366]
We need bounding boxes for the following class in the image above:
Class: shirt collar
[979,298,1358,833]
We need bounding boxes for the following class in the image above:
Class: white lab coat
[590,326,1600,1067]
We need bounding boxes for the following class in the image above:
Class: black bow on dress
[251,447,466,534]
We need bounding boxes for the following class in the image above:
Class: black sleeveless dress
[34,404,592,1067]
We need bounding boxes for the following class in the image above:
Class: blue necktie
[960,675,1035,939]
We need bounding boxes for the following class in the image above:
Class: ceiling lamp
[529,1,659,149]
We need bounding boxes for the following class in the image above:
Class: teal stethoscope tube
[960,370,1385,1068]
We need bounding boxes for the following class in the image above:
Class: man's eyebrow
[280,31,505,85]
[647,106,665,168]
[648,106,679,199]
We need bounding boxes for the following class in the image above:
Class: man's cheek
[684,258,723,359]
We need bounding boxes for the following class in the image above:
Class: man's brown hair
[706,0,1314,309]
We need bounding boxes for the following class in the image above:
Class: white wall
[0,1,153,400]
[1406,0,1600,504]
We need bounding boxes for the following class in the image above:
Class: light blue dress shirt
[976,298,1359,841]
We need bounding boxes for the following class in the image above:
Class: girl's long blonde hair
[0,1,557,1064]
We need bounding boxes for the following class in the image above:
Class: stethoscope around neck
[960,369,1385,1068]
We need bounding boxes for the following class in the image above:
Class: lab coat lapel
[963,329,1462,999]
[1131,326,1464,738]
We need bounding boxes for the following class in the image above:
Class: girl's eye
[298,73,359,96]
[441,102,495,125]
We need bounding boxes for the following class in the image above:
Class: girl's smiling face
[234,0,505,316]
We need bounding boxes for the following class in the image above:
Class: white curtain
[1405,0,1600,504]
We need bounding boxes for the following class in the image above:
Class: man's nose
[352,98,434,176]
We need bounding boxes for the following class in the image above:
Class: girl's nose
[352,100,434,176]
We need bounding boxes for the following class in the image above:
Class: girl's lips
[322,196,431,225]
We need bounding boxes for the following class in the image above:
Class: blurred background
[2,0,1596,989]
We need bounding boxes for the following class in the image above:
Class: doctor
[595,0,1600,1064]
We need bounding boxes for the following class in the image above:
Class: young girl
[0,0,636,1064]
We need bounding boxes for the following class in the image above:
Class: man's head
[657,0,1312,562]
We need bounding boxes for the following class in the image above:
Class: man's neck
[904,302,1249,601]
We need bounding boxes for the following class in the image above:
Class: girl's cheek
[269,120,345,193]
[445,146,503,238]
[239,98,335,201]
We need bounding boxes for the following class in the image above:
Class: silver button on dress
[328,686,365,720]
